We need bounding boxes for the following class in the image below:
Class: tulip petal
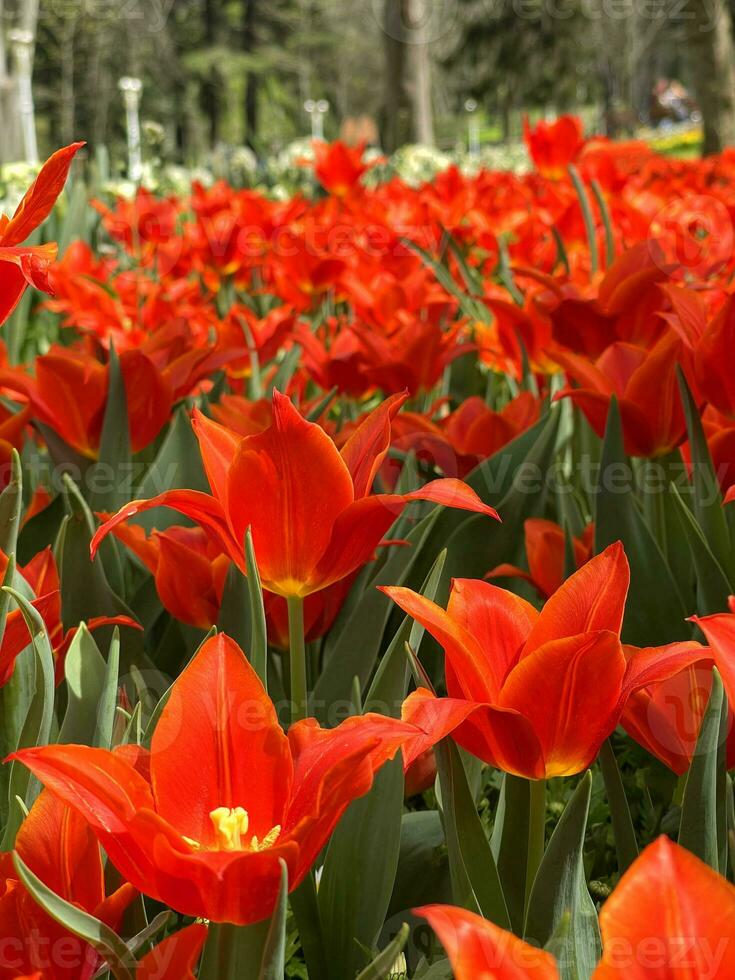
[226,390,354,594]
[308,494,405,595]
[151,633,293,847]
[593,836,735,978]
[400,687,479,767]
[381,586,493,701]
[0,260,31,325]
[416,904,560,980]
[15,789,104,913]
[621,641,712,701]
[3,143,85,246]
[404,478,501,521]
[90,491,241,567]
[447,579,538,697]
[8,744,160,887]
[691,607,735,706]
[284,713,415,877]
[191,408,242,514]
[524,542,629,653]
[136,923,208,980]
[340,391,408,498]
[500,630,626,777]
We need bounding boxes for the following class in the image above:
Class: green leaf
[365,549,447,717]
[89,345,131,512]
[245,527,268,688]
[0,450,22,556]
[217,563,252,653]
[258,860,289,980]
[435,739,510,928]
[199,919,271,980]
[388,811,451,919]
[402,237,491,321]
[670,484,733,615]
[290,873,327,980]
[318,756,405,979]
[1,587,55,848]
[134,408,208,530]
[12,852,136,980]
[677,369,733,579]
[355,923,410,980]
[679,670,728,872]
[568,165,600,275]
[598,739,638,873]
[594,399,687,645]
[314,508,441,721]
[525,772,601,980]
[58,624,108,744]
[490,774,530,934]
[96,627,121,750]
[58,477,137,627]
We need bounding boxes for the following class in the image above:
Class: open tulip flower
[90,389,499,599]
[553,334,689,458]
[0,143,84,326]
[10,633,425,925]
[390,544,707,779]
[0,790,135,980]
[417,837,735,979]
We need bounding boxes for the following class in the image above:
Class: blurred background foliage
[1,0,734,166]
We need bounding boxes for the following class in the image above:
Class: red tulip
[390,545,705,779]
[313,140,370,197]
[135,924,208,980]
[593,836,735,978]
[0,547,140,688]
[0,143,84,325]
[524,115,585,179]
[0,790,135,980]
[102,521,230,630]
[619,644,719,774]
[486,517,594,598]
[441,393,541,477]
[416,904,559,979]
[10,633,422,925]
[554,334,689,458]
[693,295,735,419]
[691,597,735,709]
[417,837,735,979]
[90,390,499,598]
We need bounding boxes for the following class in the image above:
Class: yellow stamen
[208,807,281,852]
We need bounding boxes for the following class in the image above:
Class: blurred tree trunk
[406,0,433,145]
[685,0,735,153]
[382,0,409,151]
[382,0,434,150]
[202,0,221,146]
[242,0,258,149]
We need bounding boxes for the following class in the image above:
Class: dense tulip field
[3,117,735,977]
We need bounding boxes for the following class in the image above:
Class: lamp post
[119,76,143,182]
[304,98,329,140]
[9,29,37,164]
[465,98,480,158]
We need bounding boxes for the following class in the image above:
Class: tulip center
[208,806,282,852]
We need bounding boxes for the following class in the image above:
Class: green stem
[525,778,546,912]
[287,595,307,723]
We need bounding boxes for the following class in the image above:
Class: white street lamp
[465,98,480,158]
[119,76,143,182]
[304,98,329,141]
